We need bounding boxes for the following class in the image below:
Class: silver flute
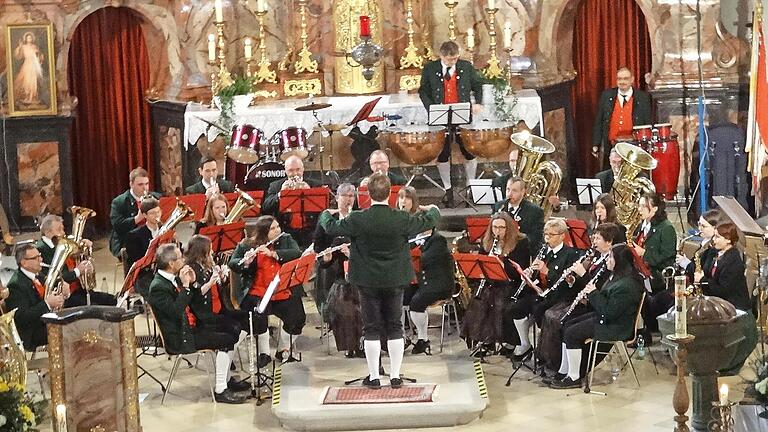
[237,232,288,266]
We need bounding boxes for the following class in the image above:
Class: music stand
[576,178,602,207]
[467,179,503,205]
[505,259,544,383]
[279,187,330,235]
[466,217,491,243]
[563,219,592,250]
[118,230,176,302]
[428,103,476,209]
[357,185,402,209]
[199,221,245,255]
[159,195,205,223]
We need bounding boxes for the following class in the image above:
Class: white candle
[488,0,495,10]
[244,38,252,60]
[503,21,512,49]
[207,34,216,62]
[56,404,67,432]
[215,0,224,22]
[257,0,267,12]
[719,383,729,405]
[466,28,474,49]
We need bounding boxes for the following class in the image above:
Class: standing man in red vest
[591,67,652,169]
[418,41,484,207]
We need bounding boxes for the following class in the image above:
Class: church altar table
[183,90,543,149]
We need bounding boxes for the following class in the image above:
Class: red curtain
[68,7,152,229]
[572,0,652,177]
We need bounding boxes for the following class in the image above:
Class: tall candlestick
[467,28,475,50]
[488,0,495,9]
[208,34,216,62]
[244,38,252,60]
[674,276,688,338]
[719,384,729,405]
[503,21,512,49]
[214,0,223,23]
[56,404,67,432]
[257,0,267,12]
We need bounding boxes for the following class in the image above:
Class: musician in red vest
[591,67,652,168]
[418,41,484,207]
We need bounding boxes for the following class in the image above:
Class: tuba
[510,131,563,216]
[450,231,472,310]
[611,142,657,244]
[0,310,27,388]
[44,236,80,300]
[159,198,194,235]
[224,188,256,224]
[69,206,97,292]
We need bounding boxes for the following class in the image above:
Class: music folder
[257,253,316,313]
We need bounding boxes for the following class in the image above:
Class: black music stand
[576,178,602,209]
[429,103,477,209]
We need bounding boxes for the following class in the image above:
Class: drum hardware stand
[312,112,340,186]
[405,165,445,192]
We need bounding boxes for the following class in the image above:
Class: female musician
[229,216,304,367]
[312,183,362,358]
[676,209,723,278]
[194,193,229,234]
[694,222,757,375]
[397,186,419,214]
[589,193,625,239]
[185,234,245,335]
[460,213,530,357]
[550,243,645,389]
[538,223,620,373]
[633,192,676,293]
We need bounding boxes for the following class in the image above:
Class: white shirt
[618,87,634,107]
[130,191,143,203]
[42,236,80,278]
[202,178,215,189]
[372,200,389,206]
[441,62,454,78]
[157,269,179,288]
[548,243,564,256]
[641,221,651,235]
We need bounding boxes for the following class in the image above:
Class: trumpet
[511,245,547,302]
[237,232,288,266]
[560,263,608,324]
[474,236,500,299]
[284,176,304,190]
[539,248,596,299]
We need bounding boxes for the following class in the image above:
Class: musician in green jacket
[491,176,545,256]
[147,243,247,404]
[633,192,677,293]
[319,173,440,389]
[185,156,234,196]
[109,167,161,258]
[551,243,644,389]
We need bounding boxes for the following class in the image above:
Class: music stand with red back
[159,195,206,223]
[346,97,383,126]
[279,187,330,228]
[466,217,491,243]
[452,253,509,283]
[199,221,246,255]
[119,230,177,298]
[223,190,264,218]
[357,185,402,209]
[563,219,592,250]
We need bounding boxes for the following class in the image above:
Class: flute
[237,232,288,266]
[316,243,351,259]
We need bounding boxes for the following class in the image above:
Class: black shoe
[214,388,247,404]
[345,350,356,358]
[355,349,366,358]
[230,362,236,371]
[390,377,403,389]
[512,346,533,362]
[498,345,515,358]
[411,339,431,355]
[275,350,288,362]
[257,353,272,369]
[541,373,566,386]
[441,188,455,208]
[227,377,251,392]
[550,377,581,389]
[404,338,413,350]
[362,376,381,389]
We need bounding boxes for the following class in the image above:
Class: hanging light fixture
[347,15,383,81]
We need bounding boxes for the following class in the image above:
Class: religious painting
[5,23,57,117]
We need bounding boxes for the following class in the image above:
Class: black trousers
[437,127,475,163]
[403,284,450,313]
[65,289,116,307]
[562,312,597,349]
[241,292,306,335]
[506,292,552,325]
[642,289,673,332]
[193,319,239,351]
[357,284,404,340]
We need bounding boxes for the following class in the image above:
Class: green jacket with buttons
[416,231,454,298]
[148,272,196,354]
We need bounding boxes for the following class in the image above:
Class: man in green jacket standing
[319,173,440,389]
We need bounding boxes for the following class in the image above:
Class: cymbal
[295,102,332,112]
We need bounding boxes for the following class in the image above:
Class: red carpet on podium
[322,384,437,404]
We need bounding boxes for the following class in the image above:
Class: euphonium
[450,231,472,309]
[510,131,563,216]
[69,206,97,292]
[44,236,80,300]
[159,198,194,235]
[224,187,256,223]
[0,310,27,388]
[611,142,658,244]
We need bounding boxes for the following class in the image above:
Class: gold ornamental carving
[294,0,319,74]
[89,425,107,432]
[253,90,278,99]
[120,320,141,430]
[399,0,423,70]
[333,0,384,94]
[47,326,66,428]
[0,310,27,388]
[399,74,421,91]
[284,78,323,97]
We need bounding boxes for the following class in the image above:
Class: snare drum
[381,125,445,165]
[277,127,309,160]
[632,124,653,143]
[459,121,515,158]
[654,123,673,140]
[228,124,263,164]
[650,138,680,200]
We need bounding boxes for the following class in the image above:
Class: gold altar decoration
[0,310,27,389]
[400,0,423,70]
[284,78,323,97]
[483,6,503,79]
[294,0,319,74]
[209,21,234,101]
[399,74,421,91]
[445,1,458,42]
[333,0,385,94]
[254,9,277,83]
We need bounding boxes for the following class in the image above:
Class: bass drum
[380,125,445,165]
[243,161,286,192]
[459,121,515,158]
[650,138,680,200]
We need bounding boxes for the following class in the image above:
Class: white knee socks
[513,318,531,354]
[278,328,293,352]
[437,162,452,190]
[215,351,230,393]
[558,343,569,375]
[566,348,582,381]
[364,340,382,380]
[464,159,478,180]
[387,338,405,379]
[409,310,429,341]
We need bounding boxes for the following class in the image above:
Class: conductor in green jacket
[318,173,441,389]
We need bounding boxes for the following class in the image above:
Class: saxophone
[474,236,500,299]
[450,231,472,309]
[611,142,658,244]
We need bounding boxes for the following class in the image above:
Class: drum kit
[628,123,680,200]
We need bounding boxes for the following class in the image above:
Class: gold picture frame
[5,23,57,117]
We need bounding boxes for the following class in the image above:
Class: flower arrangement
[0,378,46,431]
[484,73,519,123]
[216,75,255,130]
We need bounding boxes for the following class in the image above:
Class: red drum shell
[632,125,653,142]
[278,127,309,161]
[228,124,263,164]
[655,123,673,140]
[650,138,680,200]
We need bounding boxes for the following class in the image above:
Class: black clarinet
[510,245,547,302]
[474,236,500,299]
[539,248,596,299]
[560,263,608,324]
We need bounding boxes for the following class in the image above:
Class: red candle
[360,15,371,38]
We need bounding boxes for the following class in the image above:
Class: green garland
[483,72,519,123]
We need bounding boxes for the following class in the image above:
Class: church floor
[16,231,753,432]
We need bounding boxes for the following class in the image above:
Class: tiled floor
[17,233,754,431]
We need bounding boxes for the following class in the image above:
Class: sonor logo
[253,170,285,178]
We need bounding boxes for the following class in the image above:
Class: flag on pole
[748,2,768,215]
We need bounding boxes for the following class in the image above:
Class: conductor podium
[43,306,141,432]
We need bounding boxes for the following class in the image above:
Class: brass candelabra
[294,0,318,74]
[400,0,423,69]
[210,21,233,104]
[445,1,458,42]
[251,9,277,83]
[484,7,503,79]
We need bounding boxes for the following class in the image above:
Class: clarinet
[539,248,596,299]
[474,236,500,299]
[560,263,608,324]
[511,245,548,302]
